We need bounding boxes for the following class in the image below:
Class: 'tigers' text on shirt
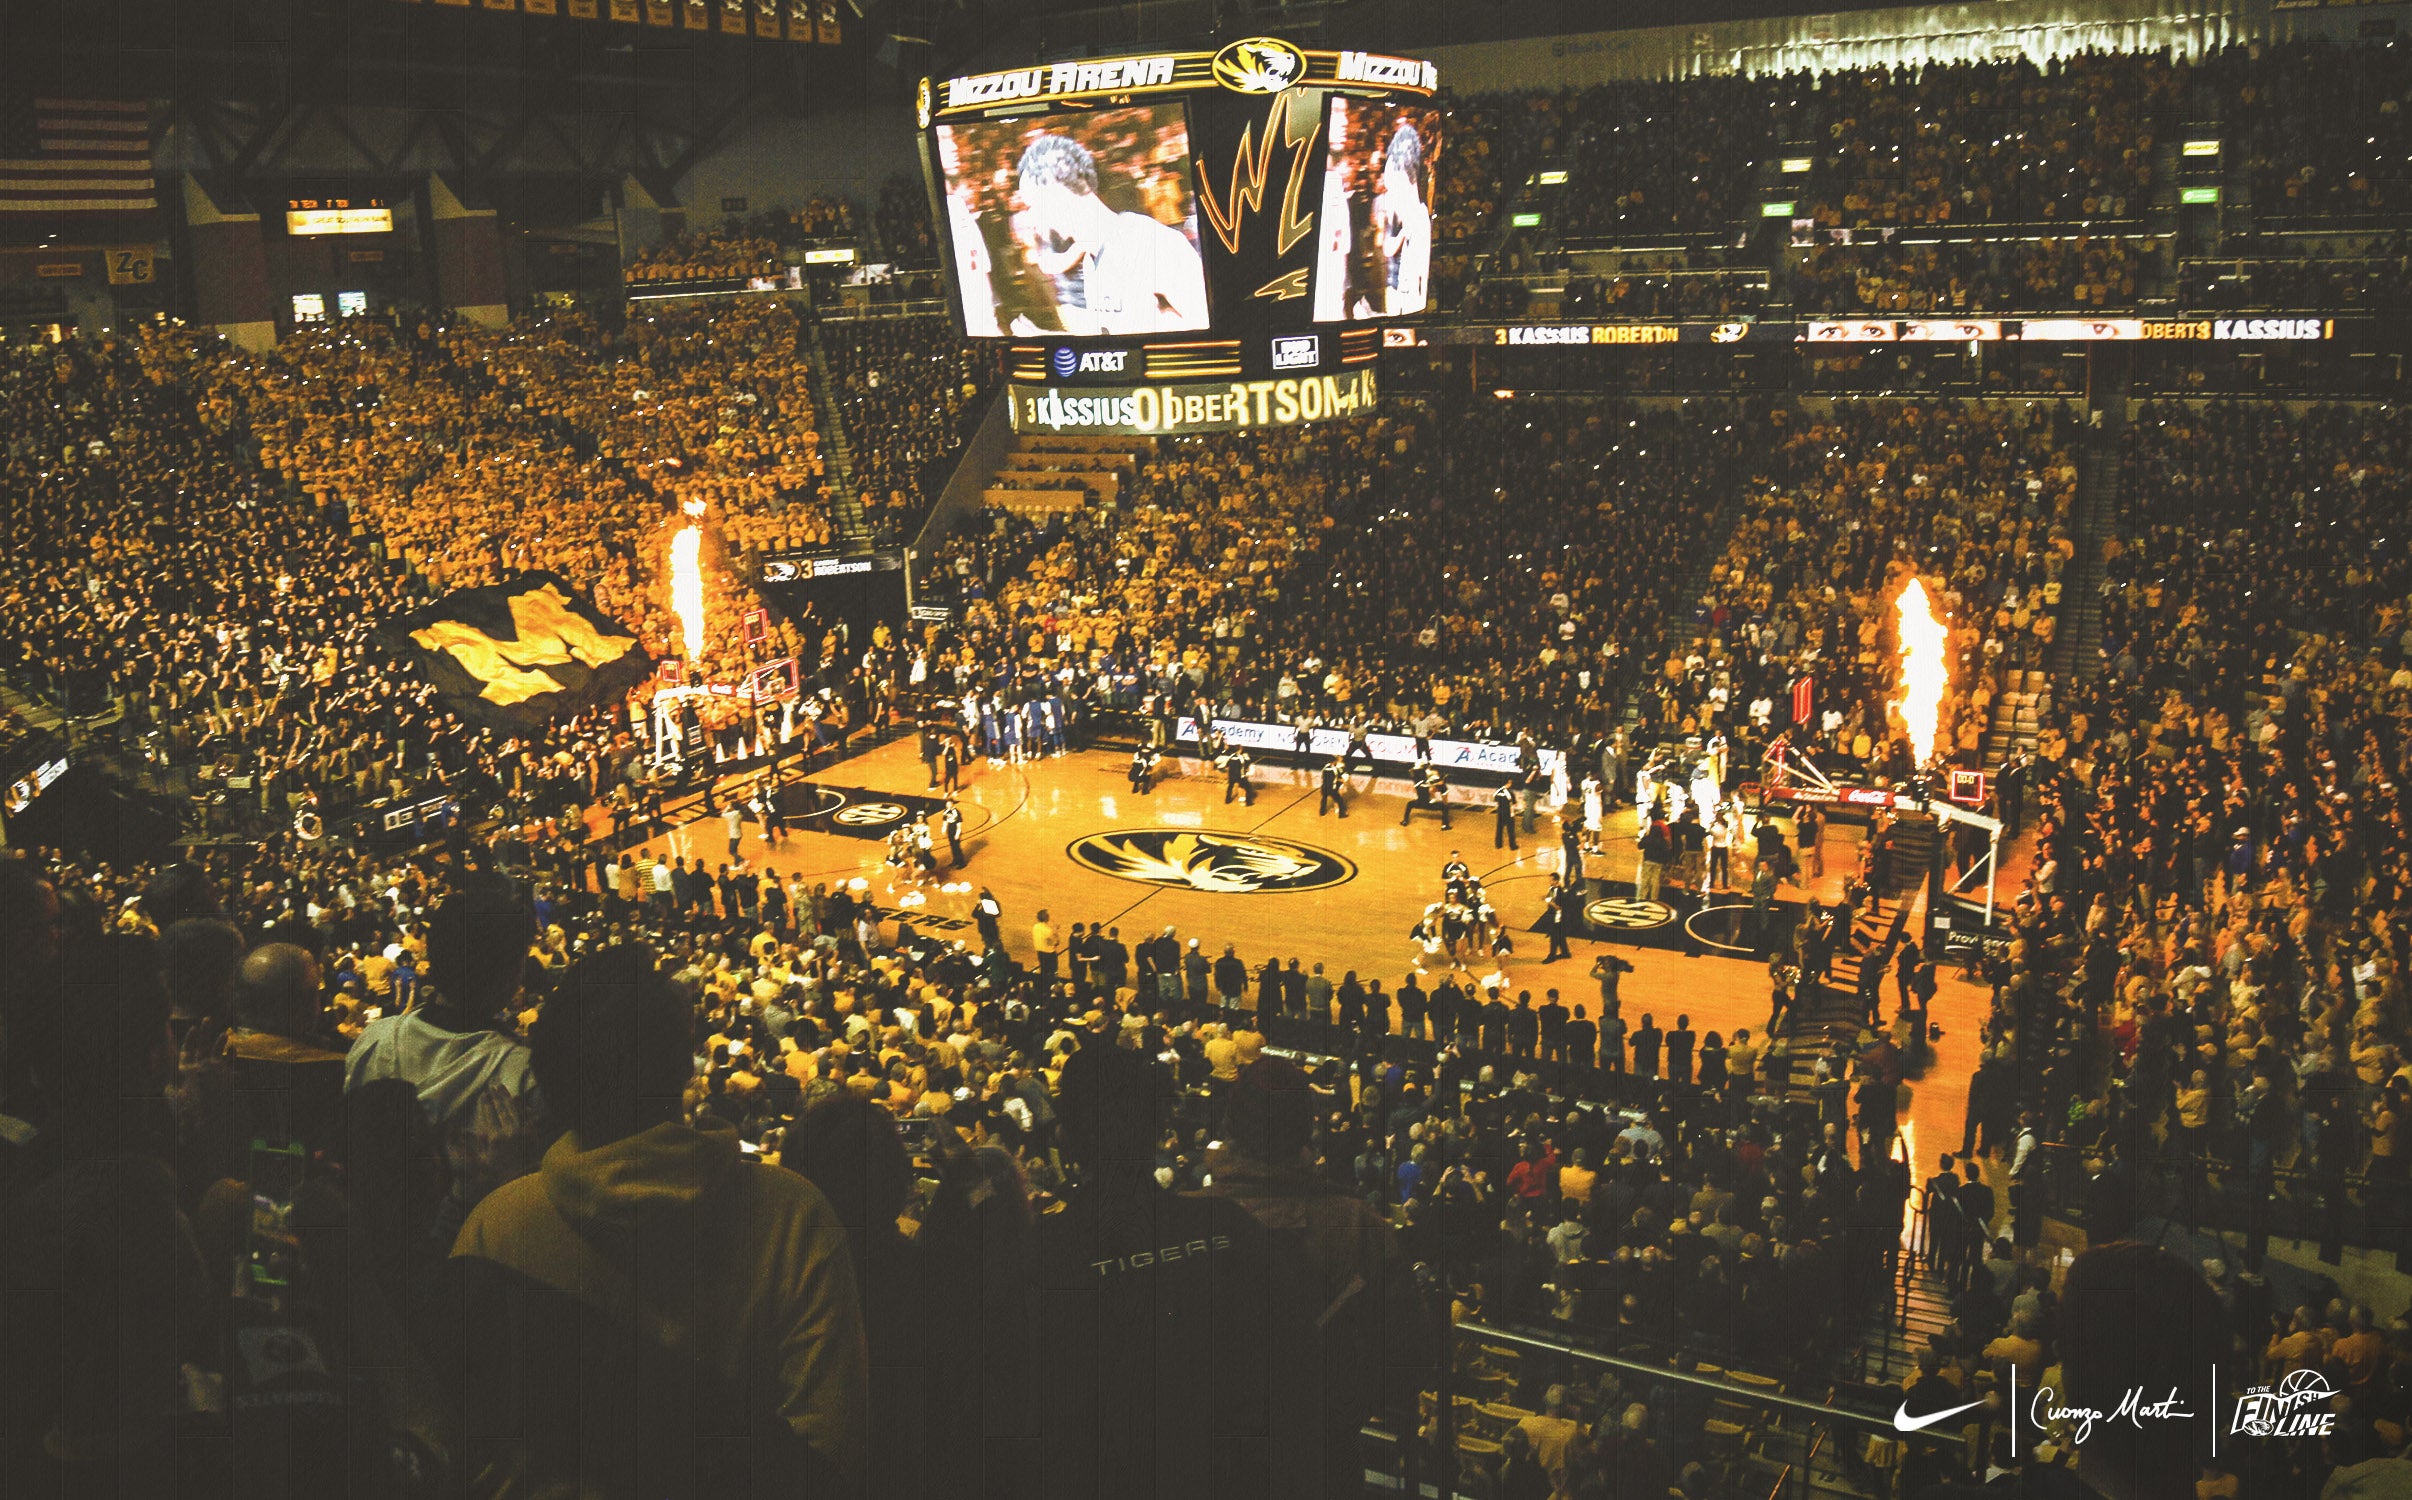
[1092,1233,1235,1276]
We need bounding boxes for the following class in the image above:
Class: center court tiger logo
[1585,896,1676,930]
[833,802,908,827]
[1069,829,1355,893]
[1212,37,1306,95]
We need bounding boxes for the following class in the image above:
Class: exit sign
[1761,201,1796,218]
[1511,212,1541,227]
[2181,186,2221,205]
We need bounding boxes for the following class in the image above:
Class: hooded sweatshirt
[451,1118,868,1491]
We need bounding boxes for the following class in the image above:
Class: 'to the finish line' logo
[833,802,909,828]
[1069,829,1355,893]
[1585,896,1676,931]
[1212,37,1306,94]
[2232,1371,2339,1438]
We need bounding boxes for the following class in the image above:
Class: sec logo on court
[1584,896,1676,930]
[1069,829,1355,894]
[833,802,908,828]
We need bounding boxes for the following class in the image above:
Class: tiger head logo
[1069,829,1354,893]
[1213,37,1306,95]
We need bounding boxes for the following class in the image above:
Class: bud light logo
[1270,335,1320,370]
[1049,346,1079,378]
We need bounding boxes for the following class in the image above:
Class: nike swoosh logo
[1894,1398,1986,1433]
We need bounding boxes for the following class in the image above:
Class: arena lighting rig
[917,39,1437,435]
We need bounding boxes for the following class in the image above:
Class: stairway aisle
[2045,358,2129,684]
[1768,895,1904,1108]
[801,320,874,550]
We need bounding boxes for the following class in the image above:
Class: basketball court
[623,738,1986,1158]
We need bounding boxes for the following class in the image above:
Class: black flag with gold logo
[384,572,653,731]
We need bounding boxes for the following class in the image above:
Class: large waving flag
[385,572,653,731]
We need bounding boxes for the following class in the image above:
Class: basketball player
[1375,122,1431,316]
[1010,134,1207,336]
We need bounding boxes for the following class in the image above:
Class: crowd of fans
[818,318,999,541]
[1651,398,2080,776]
[2228,41,2412,224]
[874,174,936,264]
[1415,42,2412,321]
[621,197,861,285]
[1554,78,1782,242]
[1792,234,2152,314]
[1988,401,2412,1190]
[2177,239,2412,310]
[0,306,975,837]
[926,397,1751,759]
[0,787,1942,1499]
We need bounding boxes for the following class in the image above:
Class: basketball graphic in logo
[833,802,908,828]
[1069,829,1355,893]
[1584,896,1676,930]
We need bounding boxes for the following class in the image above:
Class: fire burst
[1891,575,1949,768]
[669,523,705,663]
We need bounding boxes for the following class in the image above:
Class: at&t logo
[1050,347,1130,376]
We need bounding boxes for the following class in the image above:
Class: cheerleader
[1411,905,1447,973]
[1478,900,1515,989]
[1580,773,1605,855]
[912,821,938,881]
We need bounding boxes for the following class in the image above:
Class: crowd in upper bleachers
[622,198,861,285]
[1412,41,2412,316]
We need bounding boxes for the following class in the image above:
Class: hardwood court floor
[633,740,1988,1163]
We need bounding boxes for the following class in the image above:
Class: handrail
[2031,1136,2372,1193]
[1453,1320,1902,1436]
[1765,1463,1793,1500]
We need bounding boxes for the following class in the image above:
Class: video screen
[933,104,1209,339]
[1313,98,1441,322]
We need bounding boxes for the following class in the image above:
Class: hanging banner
[721,0,748,30]
[816,0,841,43]
[786,0,812,39]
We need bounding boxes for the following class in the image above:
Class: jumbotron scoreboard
[916,38,1440,435]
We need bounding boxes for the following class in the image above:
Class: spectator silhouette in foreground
[442,943,869,1498]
